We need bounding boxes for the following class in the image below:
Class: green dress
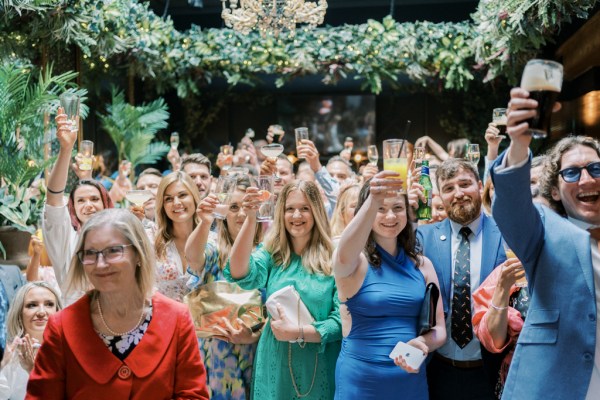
[224,247,342,400]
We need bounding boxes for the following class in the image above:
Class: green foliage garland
[0,0,598,96]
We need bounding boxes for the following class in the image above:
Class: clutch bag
[418,282,440,336]
[184,281,264,338]
[266,285,314,335]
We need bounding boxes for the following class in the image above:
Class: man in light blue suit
[491,87,600,400]
[417,159,505,400]
[0,264,26,359]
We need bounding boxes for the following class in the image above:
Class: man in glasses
[490,87,600,400]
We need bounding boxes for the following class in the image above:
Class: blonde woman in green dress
[226,180,342,399]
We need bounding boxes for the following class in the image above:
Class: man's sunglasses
[558,162,600,183]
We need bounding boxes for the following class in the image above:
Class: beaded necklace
[96,297,146,336]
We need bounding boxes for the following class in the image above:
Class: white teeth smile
[577,192,599,202]
[382,223,397,227]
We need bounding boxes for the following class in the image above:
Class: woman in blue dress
[333,171,446,400]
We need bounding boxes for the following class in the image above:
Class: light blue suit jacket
[491,154,596,400]
[0,264,25,307]
[417,214,506,316]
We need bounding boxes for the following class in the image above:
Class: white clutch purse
[266,285,314,330]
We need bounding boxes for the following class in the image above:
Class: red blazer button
[118,365,131,379]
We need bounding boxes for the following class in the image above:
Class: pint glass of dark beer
[520,59,563,139]
[492,108,507,136]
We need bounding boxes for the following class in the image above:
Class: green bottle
[417,160,433,220]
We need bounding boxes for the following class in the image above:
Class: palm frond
[98,88,170,172]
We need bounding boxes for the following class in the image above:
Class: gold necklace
[96,296,146,336]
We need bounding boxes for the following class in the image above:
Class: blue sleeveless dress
[335,246,428,400]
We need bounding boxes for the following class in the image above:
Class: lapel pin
[440,235,447,241]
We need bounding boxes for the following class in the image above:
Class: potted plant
[0,60,84,266]
[98,88,170,178]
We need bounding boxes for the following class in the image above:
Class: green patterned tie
[452,227,473,348]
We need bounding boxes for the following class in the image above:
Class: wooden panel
[556,12,600,80]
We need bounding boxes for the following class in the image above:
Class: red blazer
[26,292,209,400]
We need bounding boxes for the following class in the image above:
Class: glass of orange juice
[383,139,408,193]
[504,243,527,287]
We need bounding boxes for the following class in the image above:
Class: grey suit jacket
[491,153,596,400]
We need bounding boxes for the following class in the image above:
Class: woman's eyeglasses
[558,162,600,183]
[77,244,133,265]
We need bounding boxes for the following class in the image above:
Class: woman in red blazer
[26,208,209,399]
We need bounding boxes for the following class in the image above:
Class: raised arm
[334,171,403,278]
[415,136,449,162]
[26,235,43,282]
[473,259,525,353]
[185,194,217,274]
[228,187,260,279]
[46,108,76,207]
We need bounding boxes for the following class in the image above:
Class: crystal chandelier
[221,0,328,37]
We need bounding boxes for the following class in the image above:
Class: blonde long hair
[216,175,263,268]
[154,172,201,260]
[7,282,62,340]
[263,181,333,275]
[330,183,360,237]
[64,208,157,299]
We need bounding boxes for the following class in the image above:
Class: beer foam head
[493,115,507,125]
[521,62,562,92]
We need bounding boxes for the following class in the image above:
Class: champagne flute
[261,144,284,179]
[344,137,354,153]
[413,146,426,166]
[466,144,480,166]
[213,176,236,220]
[170,132,180,150]
[220,144,234,171]
[367,145,378,165]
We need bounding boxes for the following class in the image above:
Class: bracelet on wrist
[47,187,65,194]
[490,300,508,311]
[297,325,306,347]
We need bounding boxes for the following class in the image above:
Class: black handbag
[418,282,440,336]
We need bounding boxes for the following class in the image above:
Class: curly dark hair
[539,136,600,216]
[355,179,422,269]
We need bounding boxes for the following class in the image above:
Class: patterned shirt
[97,304,153,361]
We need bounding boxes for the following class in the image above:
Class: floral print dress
[156,241,192,303]
[187,242,258,400]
